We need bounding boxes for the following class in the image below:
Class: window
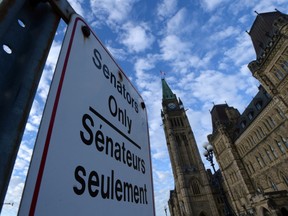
[259,153,266,165]
[266,117,276,129]
[269,178,278,191]
[248,112,254,120]
[246,163,252,174]
[250,161,255,172]
[265,149,273,161]
[170,119,174,127]
[191,180,200,195]
[259,127,266,136]
[279,59,288,73]
[255,101,262,110]
[269,116,276,127]
[175,135,181,145]
[281,174,288,187]
[276,108,285,119]
[277,141,285,153]
[256,156,263,168]
[269,145,278,158]
[273,67,285,80]
[282,137,288,148]
[241,120,246,128]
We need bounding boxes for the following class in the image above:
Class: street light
[202,142,236,216]
[203,142,216,173]
[164,206,167,216]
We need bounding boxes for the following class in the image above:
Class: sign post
[19,14,155,216]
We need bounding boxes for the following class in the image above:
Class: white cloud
[119,22,155,53]
[90,0,136,25]
[210,26,240,41]
[157,0,178,20]
[166,8,196,35]
[67,0,85,17]
[200,0,225,11]
[223,33,255,66]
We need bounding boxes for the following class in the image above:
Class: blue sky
[2,0,288,216]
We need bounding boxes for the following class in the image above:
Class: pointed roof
[249,11,287,58]
[161,78,176,100]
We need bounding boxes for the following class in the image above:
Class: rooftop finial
[254,10,259,15]
[245,30,250,35]
[160,70,166,79]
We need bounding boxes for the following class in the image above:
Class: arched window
[255,100,262,110]
[281,173,288,187]
[269,178,278,191]
[279,59,288,73]
[240,120,246,128]
[276,108,285,119]
[281,137,288,148]
[191,180,200,195]
[248,111,254,120]
[269,145,278,158]
[276,141,285,153]
[250,161,255,172]
[273,67,285,80]
[256,156,263,168]
[265,149,273,161]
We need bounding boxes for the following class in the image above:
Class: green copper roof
[162,78,176,100]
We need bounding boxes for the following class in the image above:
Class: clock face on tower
[168,102,177,109]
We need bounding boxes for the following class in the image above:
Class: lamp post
[164,206,167,216]
[203,142,236,216]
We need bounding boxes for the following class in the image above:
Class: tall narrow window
[269,145,278,158]
[281,174,288,187]
[279,59,288,73]
[248,112,254,120]
[250,161,255,172]
[273,67,284,80]
[191,180,200,195]
[277,141,285,153]
[255,102,262,110]
[175,135,181,145]
[259,153,266,165]
[276,108,285,119]
[269,178,278,191]
[265,149,273,161]
[282,137,288,148]
[246,163,251,174]
[256,156,263,168]
[266,117,276,129]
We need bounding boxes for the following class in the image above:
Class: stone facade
[161,79,220,216]
[208,11,288,216]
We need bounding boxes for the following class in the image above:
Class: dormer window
[240,120,246,128]
[248,112,254,120]
[255,101,262,110]
[273,67,284,80]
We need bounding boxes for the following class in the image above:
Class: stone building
[161,79,220,216]
[208,11,288,216]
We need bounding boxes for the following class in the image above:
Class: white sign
[19,14,155,216]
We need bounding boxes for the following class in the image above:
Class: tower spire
[161,78,176,100]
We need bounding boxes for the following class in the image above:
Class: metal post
[203,145,236,216]
[0,0,60,212]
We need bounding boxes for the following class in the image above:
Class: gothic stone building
[208,11,288,216]
[161,79,221,216]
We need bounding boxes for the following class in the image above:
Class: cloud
[67,0,85,17]
[210,26,240,41]
[166,8,196,35]
[119,22,155,53]
[223,33,255,66]
[200,0,225,11]
[157,0,178,20]
[90,0,137,26]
